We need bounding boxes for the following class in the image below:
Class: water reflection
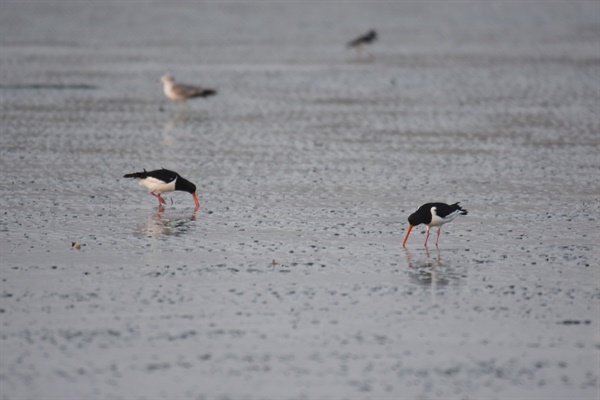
[403,248,463,290]
[163,107,189,131]
[404,247,442,269]
[135,205,198,239]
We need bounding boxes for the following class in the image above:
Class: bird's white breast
[139,177,176,194]
[163,83,181,101]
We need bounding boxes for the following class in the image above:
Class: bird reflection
[163,107,190,131]
[136,204,198,239]
[403,247,450,290]
[404,247,442,269]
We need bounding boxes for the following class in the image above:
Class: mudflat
[1,2,599,399]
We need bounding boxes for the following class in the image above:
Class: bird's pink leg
[436,227,441,247]
[151,192,167,205]
[424,227,430,247]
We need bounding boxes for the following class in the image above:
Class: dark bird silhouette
[347,29,377,48]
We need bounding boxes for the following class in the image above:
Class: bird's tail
[453,202,468,215]
[123,169,148,179]
[199,89,217,97]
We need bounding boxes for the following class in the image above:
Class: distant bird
[160,75,216,103]
[402,202,468,247]
[123,168,200,208]
[347,29,377,55]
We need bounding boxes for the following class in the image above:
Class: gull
[160,75,216,103]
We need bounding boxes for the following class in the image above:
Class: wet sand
[1,1,599,399]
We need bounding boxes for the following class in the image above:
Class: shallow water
[1,1,599,399]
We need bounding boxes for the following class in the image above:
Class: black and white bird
[160,75,216,103]
[402,202,468,247]
[123,168,200,208]
[347,29,377,51]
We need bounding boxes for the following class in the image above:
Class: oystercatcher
[123,168,200,208]
[402,202,467,247]
[160,75,217,102]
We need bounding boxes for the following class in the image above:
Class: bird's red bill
[402,224,413,247]
[192,192,200,208]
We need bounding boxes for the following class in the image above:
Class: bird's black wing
[148,169,178,183]
[123,168,178,183]
[434,202,468,218]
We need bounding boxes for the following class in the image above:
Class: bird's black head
[407,209,427,226]
[407,203,438,226]
[175,177,197,194]
[407,212,419,226]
